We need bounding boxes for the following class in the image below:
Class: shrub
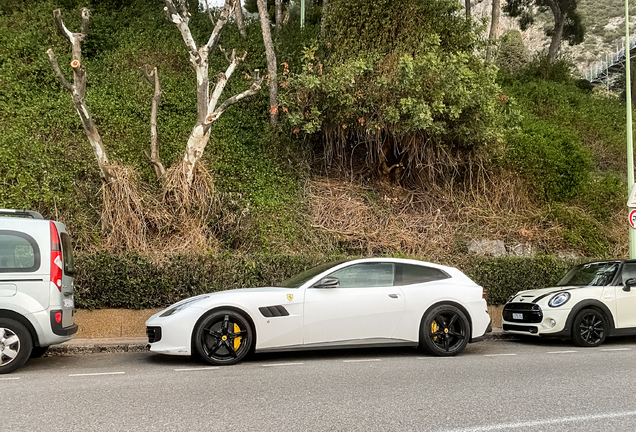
[466,255,577,305]
[495,30,530,74]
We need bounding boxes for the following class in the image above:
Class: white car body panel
[146,258,490,357]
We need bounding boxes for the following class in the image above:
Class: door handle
[388,294,398,299]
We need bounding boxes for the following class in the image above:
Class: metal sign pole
[627,0,636,259]
[300,0,305,28]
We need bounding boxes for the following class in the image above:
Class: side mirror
[313,276,340,289]
[623,278,636,292]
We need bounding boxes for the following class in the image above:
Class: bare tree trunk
[141,67,166,180]
[486,0,501,63]
[465,0,471,18]
[256,0,278,124]
[46,8,112,181]
[234,0,247,38]
[166,0,263,188]
[275,0,282,32]
[321,0,329,38]
[548,13,565,64]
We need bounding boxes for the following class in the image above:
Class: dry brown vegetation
[305,170,628,260]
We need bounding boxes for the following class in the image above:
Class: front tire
[0,318,33,374]
[571,308,607,347]
[420,305,470,357]
[194,310,253,366]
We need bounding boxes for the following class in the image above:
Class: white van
[0,209,77,373]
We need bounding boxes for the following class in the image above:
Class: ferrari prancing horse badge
[286,294,294,302]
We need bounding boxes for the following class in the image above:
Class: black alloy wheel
[194,310,253,366]
[421,305,470,357]
[572,308,607,347]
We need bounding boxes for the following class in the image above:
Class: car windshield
[556,262,620,287]
[279,260,347,288]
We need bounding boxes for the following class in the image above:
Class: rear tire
[420,305,470,357]
[0,318,33,374]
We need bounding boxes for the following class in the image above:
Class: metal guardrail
[586,35,636,88]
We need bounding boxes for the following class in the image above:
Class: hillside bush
[74,251,579,309]
[466,255,577,305]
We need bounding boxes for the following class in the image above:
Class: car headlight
[506,293,518,303]
[548,292,571,308]
[160,296,209,317]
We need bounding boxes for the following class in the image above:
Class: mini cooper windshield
[556,262,620,287]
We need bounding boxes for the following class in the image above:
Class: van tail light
[482,289,486,300]
[50,222,63,292]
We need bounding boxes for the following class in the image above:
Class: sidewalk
[47,328,513,356]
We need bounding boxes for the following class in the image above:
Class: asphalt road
[6,336,636,432]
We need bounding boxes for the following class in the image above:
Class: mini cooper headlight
[160,296,209,317]
[548,292,571,308]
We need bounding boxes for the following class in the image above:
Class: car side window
[0,230,40,273]
[327,263,395,288]
[394,263,450,286]
[621,263,636,284]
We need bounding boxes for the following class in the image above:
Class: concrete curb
[46,329,516,356]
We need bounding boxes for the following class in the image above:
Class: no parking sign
[631,209,636,229]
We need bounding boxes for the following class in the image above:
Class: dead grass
[305,171,589,259]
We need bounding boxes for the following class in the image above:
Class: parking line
[174,367,220,371]
[69,372,125,377]
[343,359,381,363]
[0,377,20,380]
[602,348,631,351]
[261,362,304,367]
[484,353,517,357]
[546,350,578,354]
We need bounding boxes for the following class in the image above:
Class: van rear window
[60,232,75,275]
[0,231,40,273]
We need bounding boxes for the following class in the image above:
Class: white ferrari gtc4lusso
[146,258,491,365]
[502,260,636,347]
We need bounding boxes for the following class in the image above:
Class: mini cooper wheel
[194,310,253,366]
[421,305,470,357]
[572,308,607,347]
[0,318,33,374]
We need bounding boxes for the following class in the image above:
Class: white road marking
[484,353,517,357]
[0,377,20,380]
[441,410,636,432]
[174,367,219,371]
[602,348,631,351]
[69,372,125,377]
[261,362,304,367]
[343,359,381,363]
[546,350,578,354]
[416,357,455,359]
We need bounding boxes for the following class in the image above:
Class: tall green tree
[503,0,584,64]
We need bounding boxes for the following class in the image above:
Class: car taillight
[50,221,62,292]
[55,311,62,324]
[482,289,486,300]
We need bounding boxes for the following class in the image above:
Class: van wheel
[0,318,33,374]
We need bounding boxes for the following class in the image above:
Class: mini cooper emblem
[287,294,294,302]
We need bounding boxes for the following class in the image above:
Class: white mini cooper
[502,260,636,347]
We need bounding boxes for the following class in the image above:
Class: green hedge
[74,252,580,309]
[466,255,578,305]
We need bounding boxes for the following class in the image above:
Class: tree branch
[46,49,73,92]
[140,66,166,179]
[207,71,263,123]
[207,50,246,114]
[164,0,198,57]
[206,0,235,52]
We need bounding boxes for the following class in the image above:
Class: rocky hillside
[474,0,636,76]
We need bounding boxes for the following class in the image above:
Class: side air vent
[146,326,162,343]
[259,305,290,318]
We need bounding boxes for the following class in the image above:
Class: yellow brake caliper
[234,323,242,350]
[431,320,438,341]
